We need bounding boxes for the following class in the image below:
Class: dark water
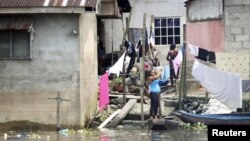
[1,127,207,141]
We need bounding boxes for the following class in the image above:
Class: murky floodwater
[1,127,207,141]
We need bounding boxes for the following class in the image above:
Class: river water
[1,127,207,141]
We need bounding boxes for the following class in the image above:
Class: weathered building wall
[187,0,223,21]
[224,0,250,88]
[186,0,250,94]
[0,14,82,125]
[224,0,250,53]
[104,0,186,65]
[186,0,224,52]
[186,20,224,52]
[79,13,98,127]
[216,53,250,80]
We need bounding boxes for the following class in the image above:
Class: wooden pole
[183,24,187,99]
[183,44,187,99]
[140,13,146,128]
[149,15,155,58]
[122,17,130,106]
[48,91,70,132]
[178,54,184,109]
[120,11,133,51]
[122,61,126,105]
[56,92,61,131]
[178,44,187,109]
[205,55,210,103]
[111,20,114,65]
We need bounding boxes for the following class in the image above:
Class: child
[147,70,161,119]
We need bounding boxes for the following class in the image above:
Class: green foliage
[181,122,207,130]
[76,129,98,136]
[99,113,109,122]
[113,77,122,85]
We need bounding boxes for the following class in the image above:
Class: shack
[0,0,123,127]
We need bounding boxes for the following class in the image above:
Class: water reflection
[1,128,207,141]
[99,134,111,141]
[151,132,161,141]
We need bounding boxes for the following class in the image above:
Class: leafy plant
[181,122,207,130]
[112,77,122,85]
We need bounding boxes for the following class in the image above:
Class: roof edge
[0,7,87,14]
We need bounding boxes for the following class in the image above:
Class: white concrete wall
[104,0,186,65]
[0,14,81,125]
[79,13,98,127]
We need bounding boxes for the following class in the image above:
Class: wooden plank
[109,94,149,100]
[106,99,137,128]
[97,109,121,129]
[140,13,146,128]
[110,91,139,95]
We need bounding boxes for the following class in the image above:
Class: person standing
[166,44,178,86]
[147,70,161,119]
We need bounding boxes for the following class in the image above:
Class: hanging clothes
[188,43,216,64]
[172,47,183,76]
[192,60,242,111]
[160,65,170,83]
[108,52,126,77]
[196,48,216,64]
[99,72,109,111]
[149,25,155,46]
[187,43,199,57]
[137,28,149,63]
[136,39,142,63]
[124,41,136,74]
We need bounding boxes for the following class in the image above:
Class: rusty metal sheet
[85,0,97,8]
[0,0,96,8]
[0,16,33,30]
[187,0,223,21]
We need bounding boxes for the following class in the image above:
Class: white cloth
[124,56,131,73]
[172,47,183,75]
[188,43,199,57]
[108,52,126,77]
[149,28,155,46]
[192,60,242,111]
[153,66,164,71]
[202,98,232,114]
[160,65,170,82]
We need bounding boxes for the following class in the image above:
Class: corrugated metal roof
[0,0,97,8]
[0,16,33,30]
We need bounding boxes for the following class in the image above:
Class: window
[0,30,30,59]
[0,16,33,59]
[154,17,181,45]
